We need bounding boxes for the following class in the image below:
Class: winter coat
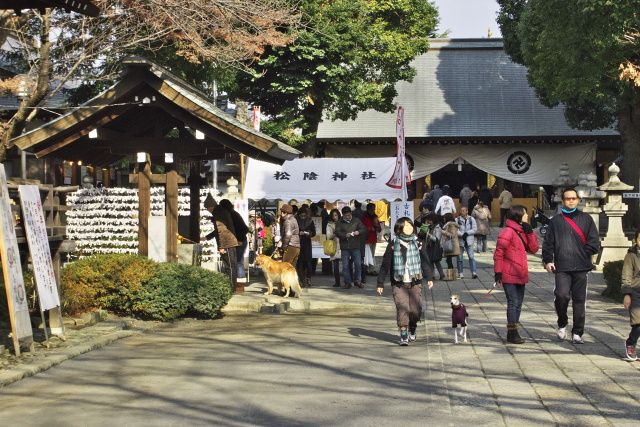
[229,209,249,243]
[456,215,477,247]
[459,187,473,209]
[376,239,435,288]
[472,205,492,236]
[429,187,443,206]
[479,187,493,208]
[297,216,316,262]
[281,213,300,249]
[621,246,640,325]
[206,206,239,249]
[335,217,367,250]
[541,210,599,272]
[435,195,456,216]
[498,190,513,209]
[441,221,460,256]
[325,221,342,261]
[493,219,539,285]
[361,212,381,244]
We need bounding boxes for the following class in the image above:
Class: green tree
[0,0,302,162]
[233,0,440,157]
[497,0,640,226]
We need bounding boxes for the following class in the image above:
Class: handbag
[442,235,454,253]
[323,239,337,256]
[427,239,443,262]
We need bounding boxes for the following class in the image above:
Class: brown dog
[254,254,302,298]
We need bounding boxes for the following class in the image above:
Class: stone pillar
[597,163,634,267]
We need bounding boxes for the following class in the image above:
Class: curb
[0,330,135,388]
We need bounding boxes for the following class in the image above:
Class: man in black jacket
[542,188,600,344]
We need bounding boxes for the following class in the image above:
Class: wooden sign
[0,165,33,355]
[19,185,60,311]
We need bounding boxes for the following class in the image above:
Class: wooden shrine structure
[12,57,300,261]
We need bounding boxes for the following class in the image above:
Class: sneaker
[626,345,638,361]
[399,333,409,346]
[458,273,464,279]
[572,334,584,344]
[472,273,478,279]
[557,327,567,340]
[409,327,417,342]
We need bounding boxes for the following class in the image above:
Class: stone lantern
[596,163,633,267]
[575,171,605,232]
[223,176,241,201]
[551,163,577,212]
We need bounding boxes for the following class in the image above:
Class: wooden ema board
[0,165,33,356]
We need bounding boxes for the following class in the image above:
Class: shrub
[61,254,157,316]
[132,263,232,321]
[602,260,625,303]
[263,226,275,256]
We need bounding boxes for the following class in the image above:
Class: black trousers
[221,248,238,289]
[554,271,589,336]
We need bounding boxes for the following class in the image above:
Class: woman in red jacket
[494,205,539,344]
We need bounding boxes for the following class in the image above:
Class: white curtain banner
[407,143,596,185]
[245,158,404,202]
[324,143,596,186]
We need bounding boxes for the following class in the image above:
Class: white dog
[451,294,469,344]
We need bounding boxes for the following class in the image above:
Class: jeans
[236,240,248,279]
[476,235,487,252]
[503,283,525,324]
[457,243,476,274]
[627,324,640,347]
[342,248,362,285]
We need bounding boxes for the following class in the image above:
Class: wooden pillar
[189,162,202,243]
[166,169,178,262]
[138,157,151,257]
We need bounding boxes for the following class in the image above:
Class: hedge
[602,260,624,303]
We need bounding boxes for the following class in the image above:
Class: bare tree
[0,0,301,161]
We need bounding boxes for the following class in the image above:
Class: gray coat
[281,214,300,248]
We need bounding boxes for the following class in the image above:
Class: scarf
[561,207,577,214]
[393,233,422,282]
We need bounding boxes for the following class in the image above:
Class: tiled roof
[316,39,618,141]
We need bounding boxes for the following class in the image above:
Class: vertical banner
[386,106,411,200]
[252,106,261,131]
[389,201,415,237]
[18,185,60,311]
[0,165,33,350]
[234,199,250,258]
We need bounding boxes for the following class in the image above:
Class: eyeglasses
[563,197,578,201]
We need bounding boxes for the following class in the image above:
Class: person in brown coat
[441,212,460,271]
[203,194,240,291]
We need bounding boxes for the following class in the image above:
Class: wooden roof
[13,57,300,167]
[0,0,100,16]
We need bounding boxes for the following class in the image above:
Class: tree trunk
[0,12,52,162]
[618,86,640,229]
[299,102,323,158]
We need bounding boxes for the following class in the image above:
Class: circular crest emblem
[507,151,531,174]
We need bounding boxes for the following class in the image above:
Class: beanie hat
[280,203,293,214]
[204,194,217,208]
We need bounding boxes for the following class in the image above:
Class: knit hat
[204,194,217,208]
[280,203,293,214]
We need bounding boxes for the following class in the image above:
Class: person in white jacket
[435,187,456,216]
[456,207,478,279]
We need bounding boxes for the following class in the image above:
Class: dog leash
[467,282,502,307]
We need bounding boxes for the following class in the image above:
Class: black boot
[507,324,525,344]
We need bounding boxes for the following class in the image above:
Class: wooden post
[138,156,151,257]
[240,154,246,199]
[189,162,201,243]
[166,169,178,262]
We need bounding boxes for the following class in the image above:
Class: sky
[434,0,502,39]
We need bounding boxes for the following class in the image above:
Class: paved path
[1,230,640,425]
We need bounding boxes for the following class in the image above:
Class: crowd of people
[201,187,640,361]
